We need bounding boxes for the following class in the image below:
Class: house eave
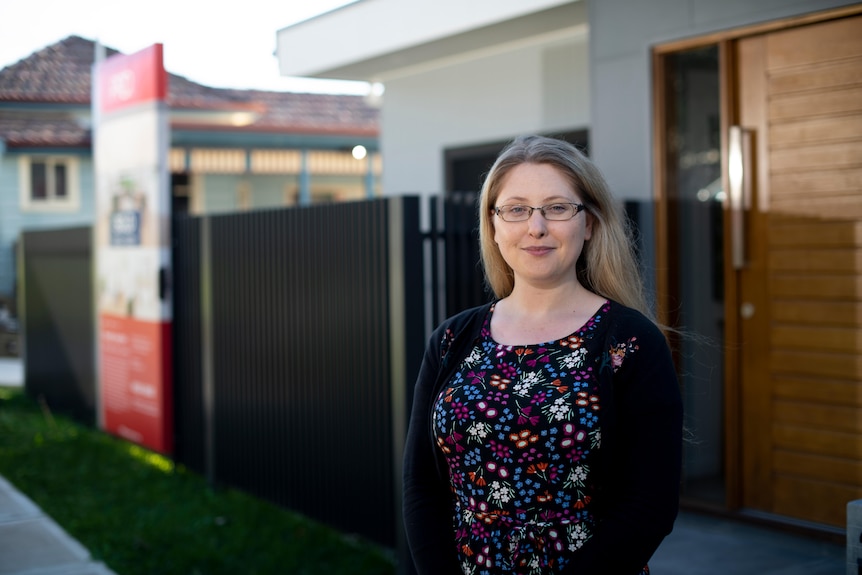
[170,128,379,151]
[276,0,585,82]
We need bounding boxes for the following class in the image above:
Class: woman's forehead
[495,164,580,203]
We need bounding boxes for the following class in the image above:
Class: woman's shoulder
[605,300,666,342]
[427,302,494,359]
[434,301,494,335]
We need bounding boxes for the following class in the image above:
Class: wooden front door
[734,14,862,528]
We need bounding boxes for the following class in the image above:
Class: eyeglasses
[494,202,586,222]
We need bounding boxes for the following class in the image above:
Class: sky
[0,0,368,94]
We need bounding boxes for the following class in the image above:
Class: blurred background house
[274,0,862,541]
[0,34,381,343]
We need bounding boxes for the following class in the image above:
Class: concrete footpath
[0,475,117,575]
[0,357,849,573]
[649,510,846,574]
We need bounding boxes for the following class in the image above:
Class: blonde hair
[478,135,653,320]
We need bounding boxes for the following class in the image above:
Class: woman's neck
[503,282,600,316]
[491,282,607,345]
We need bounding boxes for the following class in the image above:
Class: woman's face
[492,162,592,292]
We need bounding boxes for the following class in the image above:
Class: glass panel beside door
[663,45,726,507]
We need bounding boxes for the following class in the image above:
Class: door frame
[651,3,862,514]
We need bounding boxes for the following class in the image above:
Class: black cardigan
[402,300,683,574]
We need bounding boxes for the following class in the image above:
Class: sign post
[93,44,173,454]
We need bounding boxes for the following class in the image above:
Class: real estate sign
[93,44,173,454]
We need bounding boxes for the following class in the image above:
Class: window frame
[18,155,81,212]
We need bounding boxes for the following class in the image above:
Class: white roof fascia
[276,0,582,82]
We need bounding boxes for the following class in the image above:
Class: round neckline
[485,299,610,347]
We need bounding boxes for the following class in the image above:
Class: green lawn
[0,387,395,575]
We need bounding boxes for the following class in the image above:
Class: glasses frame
[494,202,587,222]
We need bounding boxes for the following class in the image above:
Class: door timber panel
[737,14,862,528]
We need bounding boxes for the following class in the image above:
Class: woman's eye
[547,204,567,213]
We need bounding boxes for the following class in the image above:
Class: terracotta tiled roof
[0,114,91,147]
[220,89,379,134]
[0,36,111,104]
[0,35,379,148]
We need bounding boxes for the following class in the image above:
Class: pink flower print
[476,400,498,419]
[516,446,541,463]
[489,440,513,461]
[560,422,587,461]
[486,461,511,480]
[516,404,540,426]
[531,390,548,405]
[470,520,489,538]
[451,469,466,487]
[497,362,518,379]
[526,350,551,368]
[452,400,470,420]
[445,429,465,452]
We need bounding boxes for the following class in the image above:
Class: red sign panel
[99,315,173,452]
[98,44,167,114]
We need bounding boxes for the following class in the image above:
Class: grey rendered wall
[381,34,590,199]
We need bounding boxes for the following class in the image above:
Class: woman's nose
[527,212,548,236]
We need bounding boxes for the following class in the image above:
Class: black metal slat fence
[177,199,404,547]
[20,195,487,561]
[170,197,453,550]
[441,192,490,314]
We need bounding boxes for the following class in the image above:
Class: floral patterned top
[431,301,646,575]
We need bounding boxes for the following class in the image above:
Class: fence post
[389,196,424,575]
[200,216,216,487]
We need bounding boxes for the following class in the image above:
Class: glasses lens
[543,203,575,220]
[499,206,530,221]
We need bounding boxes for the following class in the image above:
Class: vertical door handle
[728,126,752,270]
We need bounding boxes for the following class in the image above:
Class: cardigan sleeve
[402,328,463,575]
[564,309,684,574]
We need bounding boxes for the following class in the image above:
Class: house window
[18,155,80,212]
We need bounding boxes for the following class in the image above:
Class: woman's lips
[523,246,553,255]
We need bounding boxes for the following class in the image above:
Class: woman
[403,135,683,574]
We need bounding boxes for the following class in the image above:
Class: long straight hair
[478,135,653,320]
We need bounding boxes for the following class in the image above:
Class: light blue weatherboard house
[0,35,380,308]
